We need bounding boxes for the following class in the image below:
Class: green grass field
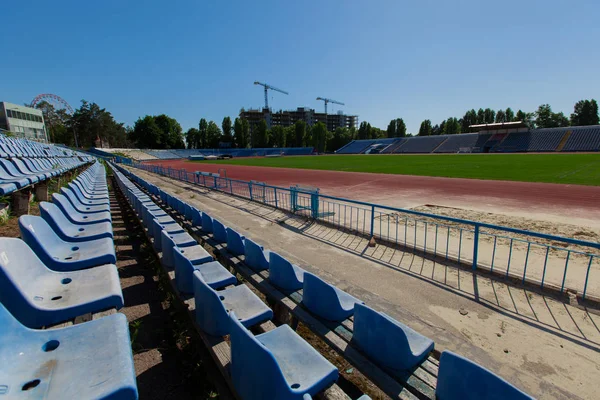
[194,153,600,185]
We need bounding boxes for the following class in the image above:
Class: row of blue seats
[0,134,87,159]
[117,164,534,400]
[0,134,93,195]
[112,164,343,400]
[0,161,138,399]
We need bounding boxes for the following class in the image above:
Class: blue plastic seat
[173,248,235,293]
[151,218,184,250]
[212,219,228,243]
[269,252,305,291]
[52,193,112,224]
[0,164,31,188]
[60,187,110,213]
[0,238,123,328]
[19,216,117,271]
[201,212,213,233]
[184,203,195,221]
[160,229,198,269]
[39,202,113,242]
[229,311,339,400]
[0,159,38,184]
[0,181,17,195]
[302,273,363,322]
[72,179,108,197]
[436,351,534,400]
[190,207,203,226]
[244,238,270,271]
[352,303,434,376]
[0,303,137,399]
[193,271,273,336]
[226,228,246,256]
[65,184,110,205]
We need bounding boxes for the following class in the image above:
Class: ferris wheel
[30,93,74,115]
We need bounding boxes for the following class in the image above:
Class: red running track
[143,159,600,222]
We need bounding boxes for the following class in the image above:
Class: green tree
[206,121,222,148]
[284,126,295,148]
[233,118,242,148]
[70,100,128,148]
[330,127,353,151]
[386,119,396,138]
[505,107,515,122]
[460,109,477,132]
[294,120,306,147]
[253,119,269,147]
[185,128,199,149]
[515,110,534,128]
[154,114,184,148]
[311,122,328,152]
[221,116,233,145]
[357,121,371,139]
[476,108,485,124]
[484,108,496,124]
[270,125,286,147]
[131,116,162,148]
[418,119,433,136]
[535,104,569,128]
[570,99,599,126]
[495,110,506,123]
[443,117,461,134]
[198,118,208,148]
[395,118,407,137]
[241,119,250,148]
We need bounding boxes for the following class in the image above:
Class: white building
[0,102,48,142]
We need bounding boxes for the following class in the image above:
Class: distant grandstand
[91,147,315,161]
[336,124,600,154]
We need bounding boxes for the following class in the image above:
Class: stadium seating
[114,161,536,400]
[352,303,434,376]
[193,270,273,336]
[302,272,363,321]
[394,135,448,153]
[19,215,117,271]
[268,252,306,291]
[433,133,479,153]
[226,227,246,256]
[229,311,339,400]
[212,219,228,243]
[436,351,534,400]
[562,126,600,151]
[39,201,114,241]
[174,250,235,293]
[52,193,112,224]
[244,238,270,271]
[0,237,123,328]
[0,303,137,399]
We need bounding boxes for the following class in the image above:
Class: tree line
[410,99,598,137]
[32,98,598,151]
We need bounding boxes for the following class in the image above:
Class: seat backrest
[226,228,245,256]
[353,303,431,372]
[0,238,48,327]
[52,193,80,216]
[229,312,290,399]
[212,219,227,243]
[436,351,533,400]
[269,252,301,290]
[39,201,73,231]
[244,238,269,271]
[201,212,213,233]
[190,208,202,226]
[0,158,23,176]
[302,273,343,318]
[19,215,65,252]
[192,271,230,336]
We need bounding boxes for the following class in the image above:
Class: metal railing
[129,161,600,300]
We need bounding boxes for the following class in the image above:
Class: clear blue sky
[2,0,599,134]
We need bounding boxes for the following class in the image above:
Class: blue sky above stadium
[2,0,599,134]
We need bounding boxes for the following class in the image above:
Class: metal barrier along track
[129,161,600,301]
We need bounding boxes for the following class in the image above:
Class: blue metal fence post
[249,181,253,201]
[370,205,375,237]
[472,224,479,270]
[274,187,278,208]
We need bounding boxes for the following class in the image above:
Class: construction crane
[254,81,289,109]
[316,97,345,114]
